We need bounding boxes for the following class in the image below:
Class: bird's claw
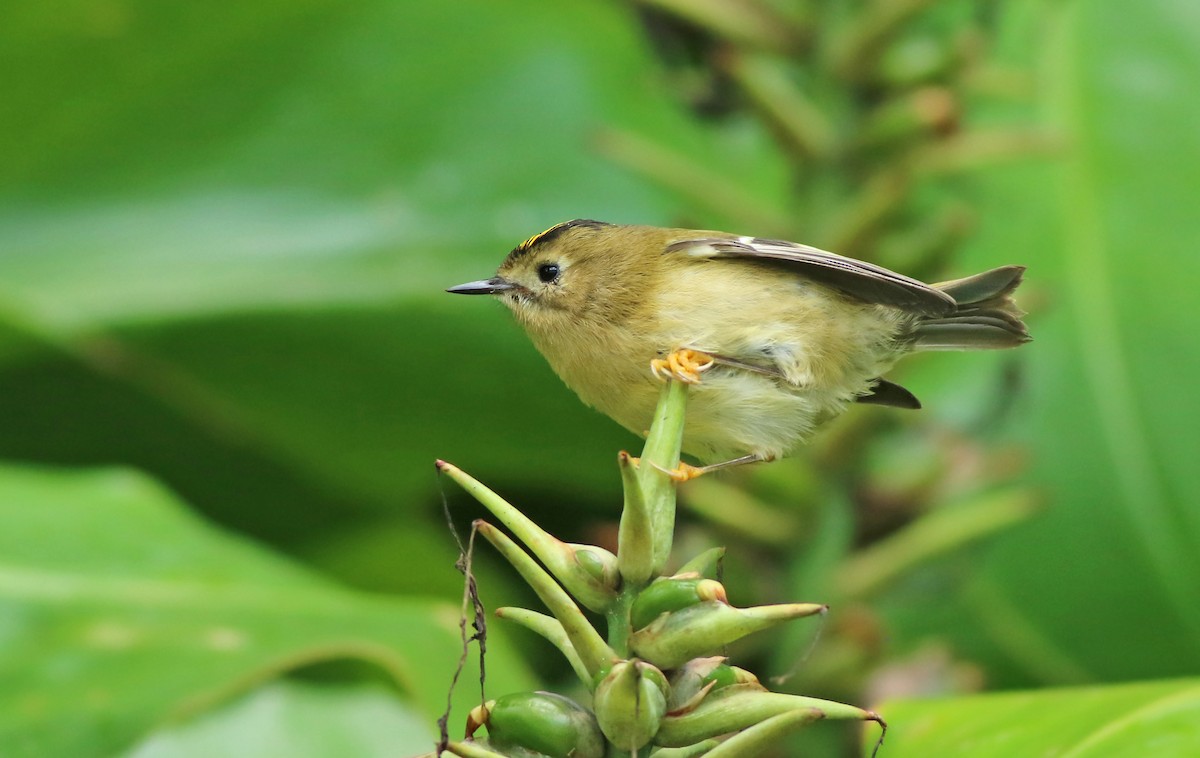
[644,459,707,483]
[650,349,715,385]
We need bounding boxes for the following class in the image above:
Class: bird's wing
[666,236,956,316]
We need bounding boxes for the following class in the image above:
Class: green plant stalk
[606,596,635,663]
[618,449,655,586]
[636,380,689,573]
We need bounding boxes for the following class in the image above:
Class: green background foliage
[1,0,1198,755]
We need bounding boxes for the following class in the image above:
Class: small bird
[448,220,1029,477]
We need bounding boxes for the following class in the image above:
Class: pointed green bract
[675,546,727,579]
[494,608,591,686]
[438,461,618,612]
[701,709,824,757]
[656,686,883,747]
[474,522,616,677]
[649,742,723,758]
[630,601,827,669]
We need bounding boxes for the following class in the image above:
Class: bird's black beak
[445,276,515,295]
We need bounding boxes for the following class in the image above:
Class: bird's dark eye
[537,263,560,283]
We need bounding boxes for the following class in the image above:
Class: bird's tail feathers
[914,266,1031,350]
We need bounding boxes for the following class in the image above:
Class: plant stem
[636,380,689,573]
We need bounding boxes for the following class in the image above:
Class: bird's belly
[679,372,838,462]
[601,370,843,464]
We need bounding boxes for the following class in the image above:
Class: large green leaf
[0,462,533,756]
[873,678,1200,756]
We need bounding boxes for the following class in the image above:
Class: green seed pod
[477,691,604,758]
[630,576,728,631]
[592,659,669,751]
[570,543,619,587]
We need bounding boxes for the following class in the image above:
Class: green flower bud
[592,659,669,751]
[571,543,619,587]
[494,607,591,686]
[468,691,604,758]
[630,576,728,631]
[630,601,826,670]
[475,521,617,678]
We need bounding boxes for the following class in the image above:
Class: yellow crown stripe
[518,222,568,252]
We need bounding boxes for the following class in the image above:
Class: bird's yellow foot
[663,462,707,482]
[636,453,773,482]
[633,458,709,483]
[650,348,715,384]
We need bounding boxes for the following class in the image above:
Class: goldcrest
[449,220,1029,474]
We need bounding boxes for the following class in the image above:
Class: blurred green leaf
[979,0,1200,678]
[0,462,533,756]
[874,678,1200,757]
[125,680,434,758]
[882,0,1200,684]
